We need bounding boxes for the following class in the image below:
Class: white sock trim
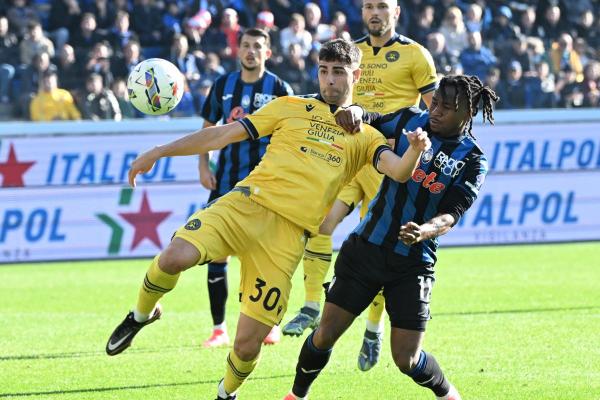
[366,319,384,334]
[304,301,320,312]
[132,309,149,323]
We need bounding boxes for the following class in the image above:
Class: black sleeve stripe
[418,81,438,94]
[239,118,259,140]
[373,145,393,172]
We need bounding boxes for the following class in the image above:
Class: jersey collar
[366,33,399,49]
[315,93,340,113]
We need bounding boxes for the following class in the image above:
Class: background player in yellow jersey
[283,0,438,372]
[105,39,431,400]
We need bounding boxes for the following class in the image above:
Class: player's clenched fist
[405,127,431,152]
[128,147,160,187]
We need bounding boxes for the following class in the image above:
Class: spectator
[330,11,349,40]
[55,43,81,92]
[162,1,183,42]
[256,10,282,61]
[220,8,242,60]
[569,9,593,41]
[170,34,201,84]
[86,0,118,30]
[201,52,226,83]
[105,11,139,55]
[19,52,57,111]
[19,20,55,65]
[112,40,142,80]
[426,31,456,76]
[48,0,81,39]
[131,0,165,47]
[438,6,467,58]
[580,61,600,108]
[30,69,81,121]
[496,60,526,109]
[183,9,211,58]
[503,34,533,76]
[525,61,556,108]
[192,78,212,114]
[0,16,18,104]
[111,78,137,118]
[550,33,584,83]
[559,68,585,108]
[82,73,121,120]
[459,30,497,82]
[304,2,334,43]
[275,42,309,94]
[84,41,114,87]
[7,0,38,38]
[464,3,483,33]
[485,5,518,55]
[71,12,103,50]
[280,13,312,57]
[407,5,435,46]
[574,38,592,68]
[536,5,564,46]
[518,6,543,38]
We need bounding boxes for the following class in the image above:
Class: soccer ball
[127,58,184,115]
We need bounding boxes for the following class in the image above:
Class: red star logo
[119,191,172,250]
[0,143,36,187]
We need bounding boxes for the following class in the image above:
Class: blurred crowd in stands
[0,0,599,121]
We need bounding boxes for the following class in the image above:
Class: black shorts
[326,234,435,331]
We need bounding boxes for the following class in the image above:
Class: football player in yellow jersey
[283,0,437,373]
[105,39,431,400]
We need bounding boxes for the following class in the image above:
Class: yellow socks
[366,291,385,331]
[136,255,180,316]
[223,350,260,394]
[303,234,332,304]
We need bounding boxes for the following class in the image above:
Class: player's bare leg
[106,238,200,355]
[216,313,272,399]
[283,200,350,337]
[391,328,460,400]
[284,302,356,399]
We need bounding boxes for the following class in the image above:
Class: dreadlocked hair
[439,75,499,136]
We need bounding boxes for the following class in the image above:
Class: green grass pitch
[1,243,599,399]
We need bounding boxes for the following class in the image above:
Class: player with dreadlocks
[283,74,498,400]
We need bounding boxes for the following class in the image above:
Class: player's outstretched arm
[128,121,248,187]
[377,128,430,183]
[399,214,455,245]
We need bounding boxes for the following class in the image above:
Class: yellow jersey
[354,34,437,113]
[238,95,390,234]
[342,34,438,218]
[30,89,82,121]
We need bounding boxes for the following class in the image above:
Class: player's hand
[199,167,217,190]
[405,128,431,152]
[335,105,363,134]
[399,221,422,245]
[128,148,160,187]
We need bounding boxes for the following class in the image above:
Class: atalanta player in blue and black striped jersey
[197,28,292,349]
[288,75,499,400]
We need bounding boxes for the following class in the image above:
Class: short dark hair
[238,28,270,48]
[318,39,361,66]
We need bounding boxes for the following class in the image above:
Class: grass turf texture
[1,243,599,400]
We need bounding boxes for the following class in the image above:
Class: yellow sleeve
[64,92,82,120]
[411,45,438,95]
[30,96,42,121]
[238,96,287,140]
[365,127,391,169]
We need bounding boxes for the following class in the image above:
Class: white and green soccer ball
[127,58,185,115]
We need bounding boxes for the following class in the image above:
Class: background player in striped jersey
[284,75,498,400]
[198,28,293,347]
[106,39,431,400]
[283,0,438,372]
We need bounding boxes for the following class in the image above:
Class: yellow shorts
[174,189,307,326]
[337,165,384,219]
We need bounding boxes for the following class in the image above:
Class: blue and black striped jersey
[355,107,489,264]
[201,70,293,195]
